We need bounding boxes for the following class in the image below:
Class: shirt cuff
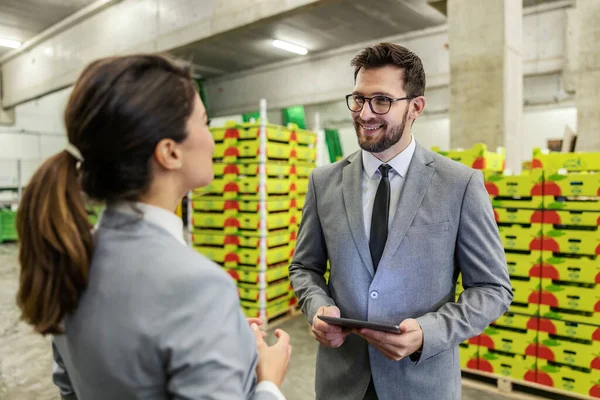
[256,381,286,400]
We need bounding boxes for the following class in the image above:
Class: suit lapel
[379,142,435,267]
[342,151,375,277]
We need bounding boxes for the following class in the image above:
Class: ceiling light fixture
[272,39,308,55]
[0,38,21,49]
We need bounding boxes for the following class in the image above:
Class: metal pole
[258,98,268,324]
[16,159,22,204]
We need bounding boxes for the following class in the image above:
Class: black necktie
[369,164,392,271]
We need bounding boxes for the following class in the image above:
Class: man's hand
[354,318,423,361]
[311,306,351,348]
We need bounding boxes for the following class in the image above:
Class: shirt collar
[108,201,186,245]
[362,135,416,179]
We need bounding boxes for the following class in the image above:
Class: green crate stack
[528,150,600,398]
[190,121,317,322]
[0,209,18,243]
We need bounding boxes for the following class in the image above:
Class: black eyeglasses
[346,94,414,115]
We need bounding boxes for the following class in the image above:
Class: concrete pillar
[448,0,523,171]
[575,0,600,151]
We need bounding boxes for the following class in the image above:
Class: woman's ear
[154,138,183,170]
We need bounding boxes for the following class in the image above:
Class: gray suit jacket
[289,142,513,400]
[52,209,276,400]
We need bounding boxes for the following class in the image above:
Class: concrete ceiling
[171,0,447,79]
[0,0,96,57]
[428,0,566,16]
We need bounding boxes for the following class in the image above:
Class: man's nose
[359,101,376,120]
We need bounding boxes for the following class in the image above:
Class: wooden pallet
[462,368,595,400]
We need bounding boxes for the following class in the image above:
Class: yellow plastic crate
[498,224,543,251]
[191,178,238,198]
[216,142,291,163]
[191,214,239,233]
[241,294,294,319]
[193,176,295,198]
[491,196,544,210]
[535,278,599,315]
[544,195,600,212]
[542,225,600,255]
[235,246,293,268]
[511,277,543,307]
[539,252,599,285]
[509,301,541,316]
[292,146,317,163]
[536,318,600,343]
[534,359,599,398]
[535,332,600,370]
[236,212,293,232]
[505,250,542,278]
[288,125,318,146]
[295,178,309,194]
[494,208,543,225]
[538,304,598,327]
[542,210,600,227]
[191,232,293,249]
[225,264,289,284]
[433,143,505,172]
[238,279,291,301]
[532,148,600,172]
[193,246,238,267]
[543,171,600,197]
[459,342,479,370]
[211,124,292,143]
[190,199,240,213]
[191,199,294,213]
[477,350,537,382]
[477,325,538,356]
[212,163,314,178]
[492,312,537,331]
[240,290,294,309]
[484,169,544,196]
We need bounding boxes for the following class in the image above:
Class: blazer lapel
[342,151,375,277]
[379,142,435,267]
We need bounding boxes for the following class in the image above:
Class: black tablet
[317,316,401,333]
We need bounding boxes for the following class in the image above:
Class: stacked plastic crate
[432,144,506,373]
[528,150,600,398]
[0,209,17,243]
[190,121,317,322]
[477,169,544,383]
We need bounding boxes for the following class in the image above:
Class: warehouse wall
[0,88,71,186]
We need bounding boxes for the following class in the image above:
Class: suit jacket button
[370,291,379,299]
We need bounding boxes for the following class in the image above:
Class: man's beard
[354,108,408,153]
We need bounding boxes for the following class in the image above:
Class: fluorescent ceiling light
[272,39,307,55]
[0,38,21,49]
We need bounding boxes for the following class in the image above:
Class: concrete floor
[0,243,519,400]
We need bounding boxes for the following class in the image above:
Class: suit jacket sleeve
[52,340,78,400]
[415,170,513,362]
[289,171,336,323]
[160,262,278,400]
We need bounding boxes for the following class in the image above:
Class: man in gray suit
[289,42,513,400]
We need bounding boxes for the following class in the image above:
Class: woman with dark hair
[16,54,291,400]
